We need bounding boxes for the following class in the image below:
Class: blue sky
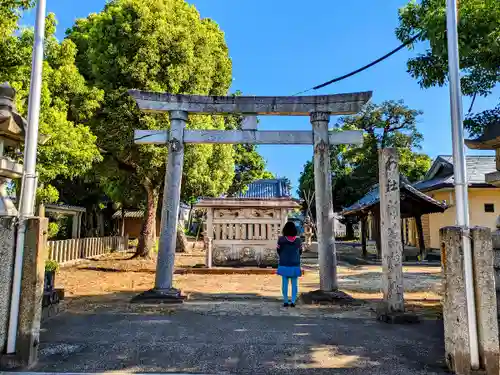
[22,0,499,193]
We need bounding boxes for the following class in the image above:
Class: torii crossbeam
[129,90,372,303]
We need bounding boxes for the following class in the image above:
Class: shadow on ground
[35,291,448,374]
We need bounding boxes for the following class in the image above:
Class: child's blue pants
[281,276,298,303]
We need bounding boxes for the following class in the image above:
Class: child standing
[276,221,303,307]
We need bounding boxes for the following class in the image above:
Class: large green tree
[298,101,431,232]
[67,0,235,258]
[0,13,103,205]
[396,0,500,136]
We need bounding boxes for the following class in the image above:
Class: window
[484,204,495,213]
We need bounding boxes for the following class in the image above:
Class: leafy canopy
[67,0,235,201]
[0,13,103,203]
[0,0,32,40]
[396,0,500,137]
[66,0,235,255]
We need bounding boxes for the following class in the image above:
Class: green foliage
[37,184,59,204]
[66,0,235,256]
[0,13,103,201]
[0,0,33,40]
[396,0,500,97]
[464,104,500,138]
[298,101,431,216]
[396,0,500,136]
[47,222,59,239]
[47,214,71,239]
[44,259,59,273]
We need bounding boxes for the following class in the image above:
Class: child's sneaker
[290,303,296,308]
[283,303,289,307]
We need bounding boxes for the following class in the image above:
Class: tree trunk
[97,212,105,237]
[176,225,188,253]
[134,183,159,259]
[187,204,194,234]
[361,216,367,258]
[345,221,355,240]
[373,209,381,259]
[120,206,125,237]
[415,215,426,260]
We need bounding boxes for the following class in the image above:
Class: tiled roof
[112,203,190,219]
[234,179,291,199]
[7,196,86,213]
[342,175,447,217]
[413,155,496,191]
[112,210,144,219]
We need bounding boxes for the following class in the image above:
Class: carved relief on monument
[240,247,257,264]
[212,245,278,267]
[212,246,231,266]
[259,248,279,265]
[214,208,277,220]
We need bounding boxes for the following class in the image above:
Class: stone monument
[0,82,26,216]
[0,83,27,354]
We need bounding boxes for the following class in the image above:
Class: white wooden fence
[47,235,129,265]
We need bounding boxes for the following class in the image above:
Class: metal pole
[445,0,479,369]
[6,0,46,354]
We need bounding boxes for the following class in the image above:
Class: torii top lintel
[128,90,373,116]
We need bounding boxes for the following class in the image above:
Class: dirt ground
[55,242,443,318]
[36,243,447,374]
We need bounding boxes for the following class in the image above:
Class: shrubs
[45,259,59,273]
[47,222,59,239]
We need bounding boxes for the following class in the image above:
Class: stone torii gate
[129,90,372,302]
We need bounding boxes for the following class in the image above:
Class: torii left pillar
[311,112,337,291]
[132,110,187,302]
[156,111,186,294]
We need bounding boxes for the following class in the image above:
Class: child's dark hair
[282,221,298,237]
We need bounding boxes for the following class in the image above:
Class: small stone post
[15,218,48,367]
[132,110,187,303]
[441,226,471,374]
[378,148,404,314]
[311,111,337,292]
[470,227,499,375]
[493,221,500,318]
[441,226,500,375]
[0,217,16,353]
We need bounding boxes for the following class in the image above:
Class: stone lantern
[465,122,500,186]
[0,82,27,216]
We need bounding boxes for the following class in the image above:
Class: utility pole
[445,0,479,369]
[6,0,46,354]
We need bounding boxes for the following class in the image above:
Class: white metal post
[445,0,479,369]
[6,0,46,354]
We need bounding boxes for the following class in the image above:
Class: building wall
[124,218,161,239]
[423,188,500,249]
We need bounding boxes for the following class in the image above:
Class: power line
[292,32,422,96]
